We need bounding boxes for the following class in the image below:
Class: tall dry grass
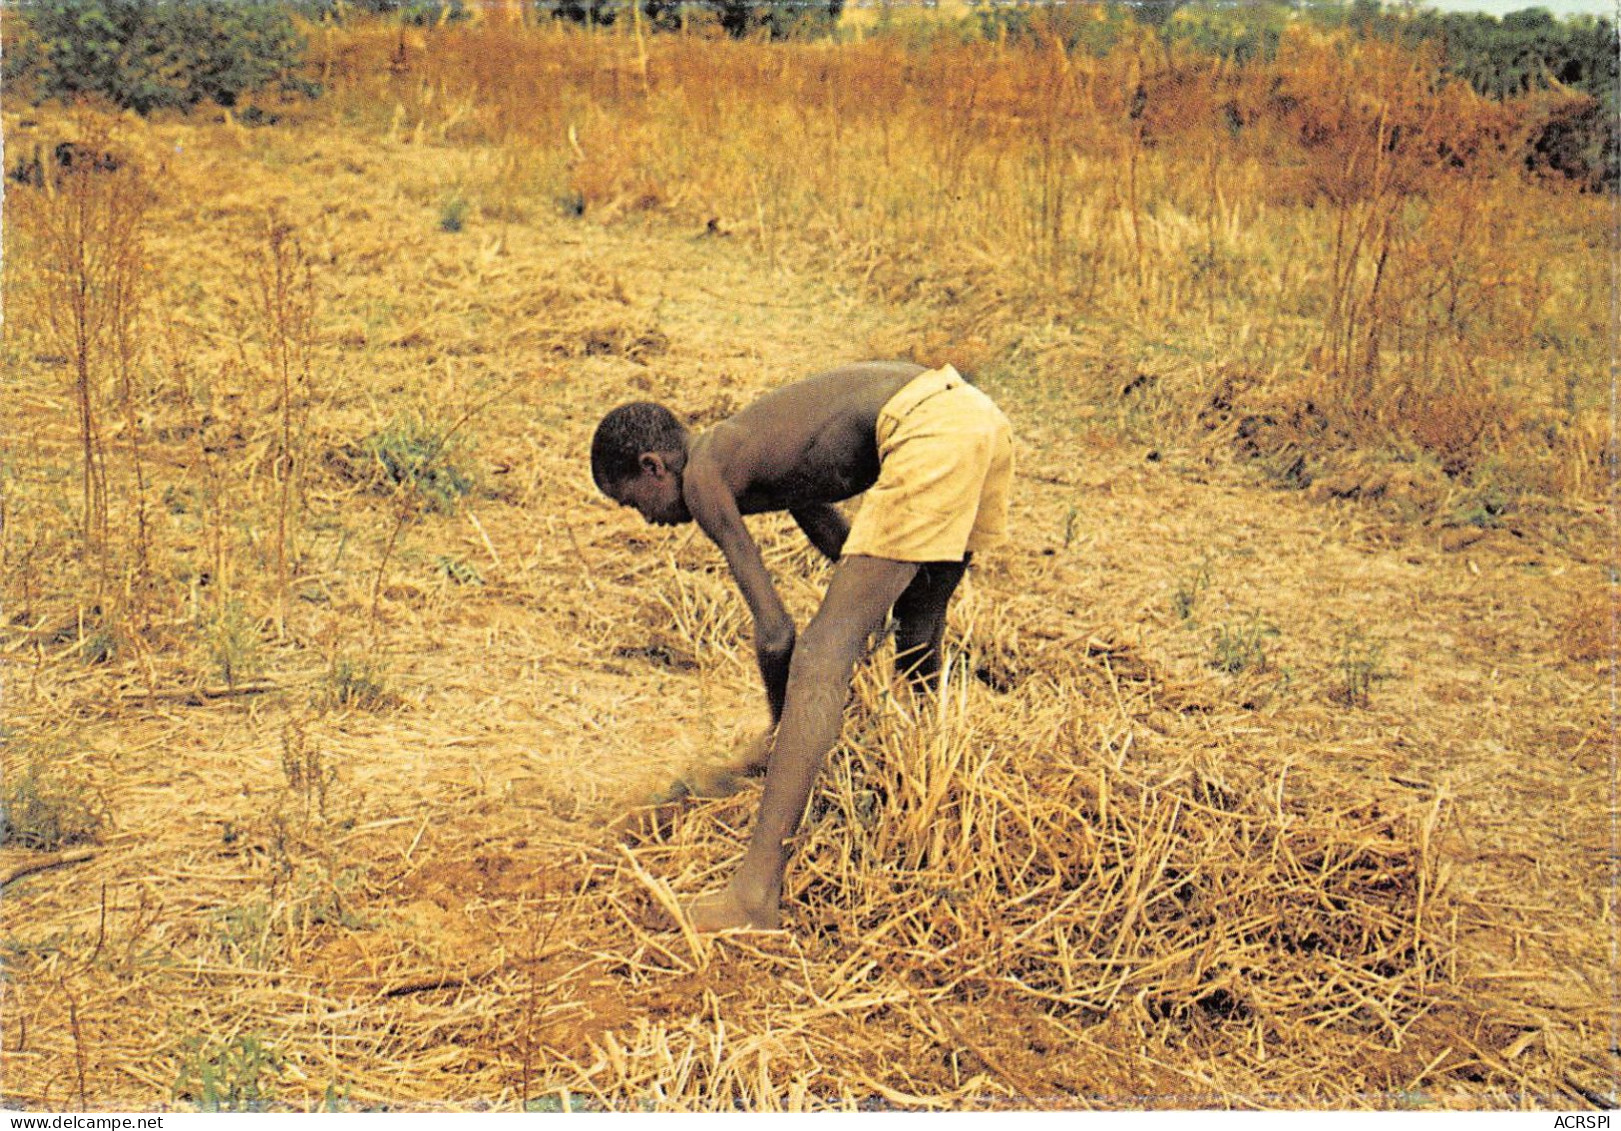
[8,116,160,650]
[312,17,1610,507]
[241,211,320,639]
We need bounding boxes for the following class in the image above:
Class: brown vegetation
[1,15,1612,1111]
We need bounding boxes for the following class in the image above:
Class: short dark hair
[590,402,686,492]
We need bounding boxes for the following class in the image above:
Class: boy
[590,360,1013,931]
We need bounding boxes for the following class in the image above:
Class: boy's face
[607,459,689,527]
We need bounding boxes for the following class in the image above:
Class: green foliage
[203,599,262,688]
[82,627,118,664]
[1210,613,1279,674]
[971,0,1131,54]
[279,722,335,821]
[716,0,843,40]
[1407,8,1616,104]
[1450,486,1511,528]
[357,416,475,514]
[1450,462,1521,528]
[298,0,469,25]
[547,0,621,25]
[1130,0,1189,34]
[434,554,484,586]
[438,194,469,233]
[1170,1,1284,64]
[1061,505,1080,550]
[320,1083,355,1112]
[213,899,279,966]
[526,1092,604,1113]
[1172,559,1211,622]
[171,1034,283,1112]
[1,746,105,851]
[545,0,842,39]
[317,654,395,712]
[5,0,320,115]
[1314,1,1618,189]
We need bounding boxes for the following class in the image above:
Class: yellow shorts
[843,365,1014,564]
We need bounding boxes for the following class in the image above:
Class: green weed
[352,416,475,515]
[434,554,484,586]
[316,654,395,712]
[1394,1088,1435,1110]
[320,1082,356,1112]
[171,1034,283,1112]
[1331,629,1385,708]
[279,722,334,821]
[293,866,370,931]
[556,189,586,218]
[81,627,118,665]
[526,1092,604,1113]
[1172,559,1212,621]
[212,866,367,968]
[1449,482,1515,529]
[1,747,105,851]
[1,928,83,962]
[203,599,262,688]
[1061,505,1080,550]
[0,784,100,852]
[214,900,278,967]
[1210,613,1280,674]
[439,194,469,233]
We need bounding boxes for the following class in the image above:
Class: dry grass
[312,19,1611,507]
[1,17,1614,1112]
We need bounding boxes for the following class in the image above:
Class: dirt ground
[1,111,1614,1110]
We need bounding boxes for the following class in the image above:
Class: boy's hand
[755,619,795,724]
[756,617,795,658]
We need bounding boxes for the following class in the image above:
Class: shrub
[1,747,105,851]
[351,416,475,514]
[438,193,469,233]
[317,654,395,712]
[1526,93,1618,193]
[298,0,469,25]
[547,0,843,39]
[5,0,319,115]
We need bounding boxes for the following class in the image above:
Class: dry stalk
[0,848,97,890]
[244,209,318,639]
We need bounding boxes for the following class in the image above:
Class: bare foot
[613,769,741,843]
[687,885,780,932]
[648,766,742,806]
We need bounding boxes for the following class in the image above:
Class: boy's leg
[689,554,918,932]
[891,557,968,693]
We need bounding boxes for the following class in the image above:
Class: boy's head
[591,401,692,526]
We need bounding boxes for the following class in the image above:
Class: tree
[5,0,318,114]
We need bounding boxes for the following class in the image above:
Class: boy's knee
[790,620,862,685]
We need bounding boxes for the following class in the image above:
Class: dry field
[1,19,1615,1111]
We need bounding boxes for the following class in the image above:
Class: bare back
[687,361,926,515]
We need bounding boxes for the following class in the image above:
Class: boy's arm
[790,504,849,562]
[684,460,796,724]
